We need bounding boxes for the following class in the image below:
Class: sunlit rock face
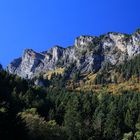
[7,29,140,79]
[101,32,128,65]
[127,29,140,57]
[75,36,98,49]
[7,49,45,79]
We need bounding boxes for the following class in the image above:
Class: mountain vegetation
[1,29,140,139]
[1,59,140,140]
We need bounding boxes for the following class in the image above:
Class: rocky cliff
[7,29,140,79]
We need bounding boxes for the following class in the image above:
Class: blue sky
[0,0,140,67]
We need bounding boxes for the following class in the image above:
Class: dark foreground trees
[0,70,140,140]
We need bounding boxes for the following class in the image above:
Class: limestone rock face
[7,29,140,79]
[7,49,45,79]
[75,36,98,49]
[127,30,140,57]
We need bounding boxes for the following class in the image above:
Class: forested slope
[0,69,140,140]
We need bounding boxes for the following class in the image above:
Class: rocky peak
[23,49,44,59]
[23,49,35,56]
[126,29,140,57]
[75,36,98,48]
[48,46,64,61]
[7,29,140,79]
[102,32,127,52]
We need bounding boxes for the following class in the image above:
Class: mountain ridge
[7,29,140,79]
